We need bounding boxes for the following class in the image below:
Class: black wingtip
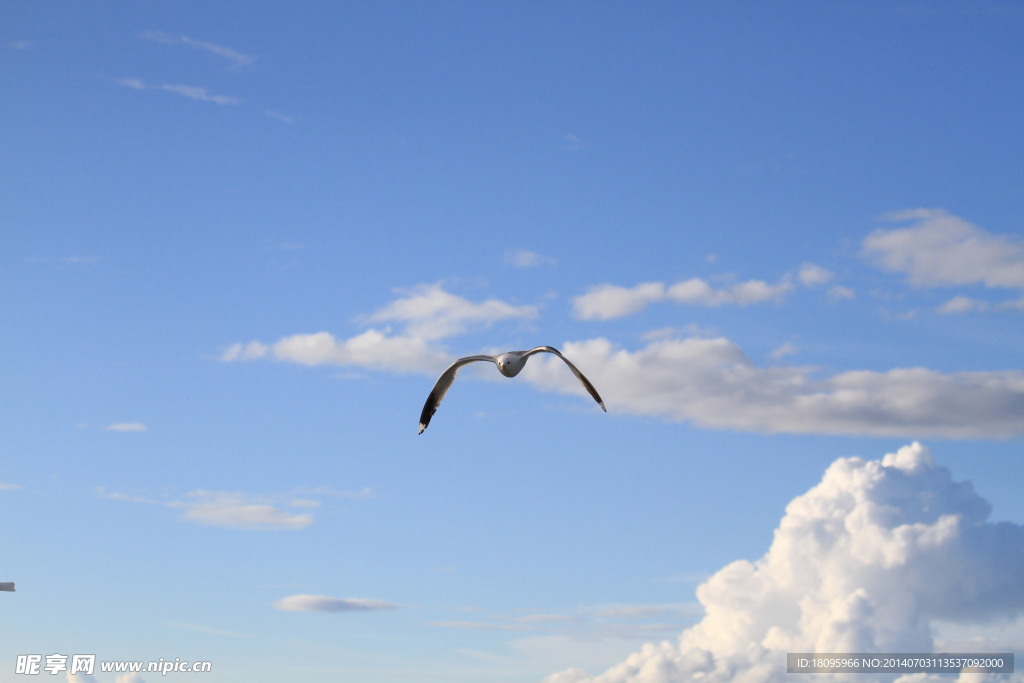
[418,389,438,435]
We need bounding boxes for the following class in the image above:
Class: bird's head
[495,353,523,377]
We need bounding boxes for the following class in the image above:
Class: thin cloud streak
[141,31,256,67]
[273,595,404,613]
[505,248,557,268]
[118,77,243,106]
[104,422,148,432]
[98,488,330,530]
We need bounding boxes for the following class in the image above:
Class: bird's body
[418,346,606,434]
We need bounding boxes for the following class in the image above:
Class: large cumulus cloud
[546,443,1024,683]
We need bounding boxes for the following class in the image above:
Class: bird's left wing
[418,355,495,434]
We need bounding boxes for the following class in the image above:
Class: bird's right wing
[526,346,607,412]
[418,355,494,434]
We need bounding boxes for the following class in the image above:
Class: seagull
[418,346,606,434]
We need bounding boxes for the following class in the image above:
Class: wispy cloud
[118,77,243,106]
[141,31,256,67]
[0,482,23,491]
[796,262,833,286]
[103,422,148,432]
[97,487,363,530]
[273,595,404,613]
[264,109,298,124]
[564,133,588,151]
[6,40,32,51]
[504,248,557,268]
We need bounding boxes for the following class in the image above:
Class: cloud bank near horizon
[545,442,1024,683]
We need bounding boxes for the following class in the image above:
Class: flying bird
[418,346,606,434]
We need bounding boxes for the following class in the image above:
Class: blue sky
[3,2,1024,682]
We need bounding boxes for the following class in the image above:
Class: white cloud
[938,295,1024,315]
[174,491,313,530]
[546,442,1024,683]
[222,329,449,374]
[367,283,538,340]
[572,282,666,320]
[864,209,1024,290]
[572,276,796,321]
[1,482,23,490]
[220,340,270,361]
[104,422,148,432]
[273,594,403,613]
[520,337,1024,438]
[222,285,538,374]
[141,31,256,67]
[99,488,328,530]
[939,296,988,314]
[798,262,834,287]
[768,342,798,360]
[504,248,557,268]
